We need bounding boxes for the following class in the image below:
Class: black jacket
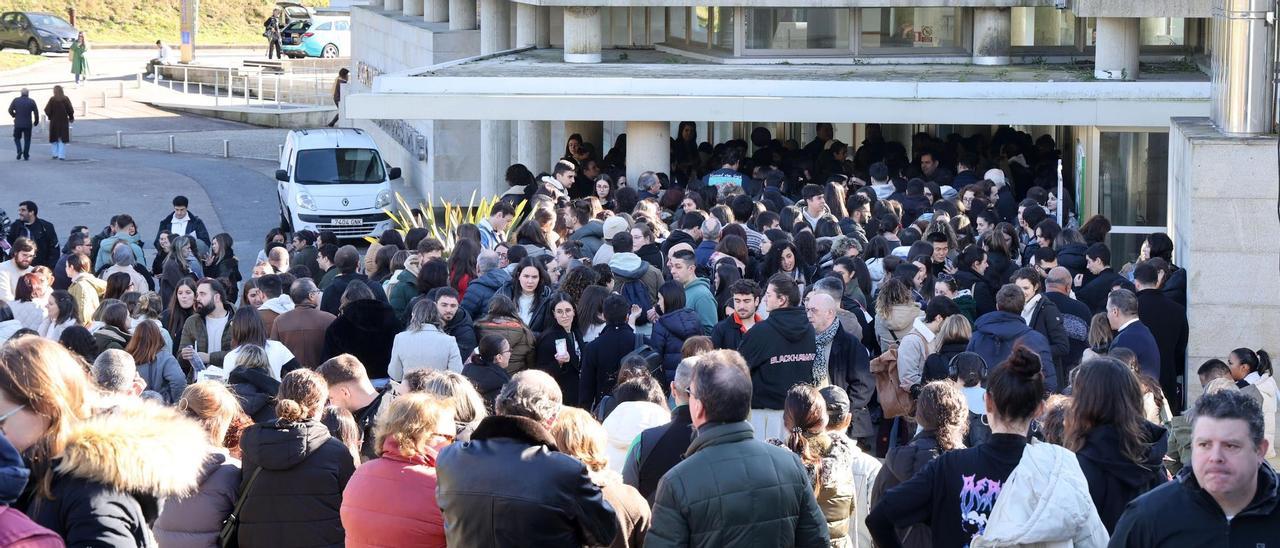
[739,307,817,410]
[1077,268,1130,314]
[205,255,241,287]
[322,299,400,380]
[1110,461,1280,547]
[436,415,618,547]
[649,308,704,385]
[623,405,695,504]
[533,325,583,408]
[827,326,875,439]
[953,267,995,317]
[580,323,637,410]
[1136,288,1189,411]
[923,341,969,383]
[1076,422,1169,533]
[238,419,355,547]
[1026,294,1070,387]
[443,307,479,359]
[319,272,388,315]
[1056,243,1088,280]
[1110,320,1163,383]
[459,267,511,320]
[230,365,281,424]
[710,315,751,351]
[496,283,553,333]
[636,242,665,272]
[6,218,58,268]
[154,212,210,250]
[983,250,1016,291]
[462,358,512,413]
[659,230,697,259]
[869,430,943,548]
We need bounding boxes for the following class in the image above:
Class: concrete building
[343,0,1279,403]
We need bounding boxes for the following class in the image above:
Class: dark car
[0,12,78,55]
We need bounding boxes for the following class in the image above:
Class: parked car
[276,1,314,26]
[280,20,311,56]
[0,12,78,55]
[275,128,400,240]
[281,15,349,58]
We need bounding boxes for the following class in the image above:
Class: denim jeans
[12,127,31,158]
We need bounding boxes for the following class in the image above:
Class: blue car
[282,15,349,58]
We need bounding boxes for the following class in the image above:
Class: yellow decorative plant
[368,191,528,255]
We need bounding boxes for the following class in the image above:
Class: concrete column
[403,0,424,18]
[517,120,552,174]
[516,3,538,47]
[385,0,404,13]
[450,0,476,30]
[480,0,511,53]
[563,6,602,63]
[972,8,1011,66]
[1094,17,1140,81]
[625,121,670,184]
[425,0,448,23]
[537,6,552,48]
[563,121,603,156]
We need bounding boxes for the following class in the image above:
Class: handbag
[219,467,262,548]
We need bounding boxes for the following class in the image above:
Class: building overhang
[508,0,1054,6]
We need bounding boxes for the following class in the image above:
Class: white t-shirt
[223,340,296,380]
[170,215,190,239]
[517,294,535,326]
[205,314,229,354]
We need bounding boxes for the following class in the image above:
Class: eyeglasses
[0,405,25,433]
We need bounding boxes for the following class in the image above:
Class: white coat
[971,439,1109,548]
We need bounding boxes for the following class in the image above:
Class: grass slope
[0,51,46,70]
[7,0,328,45]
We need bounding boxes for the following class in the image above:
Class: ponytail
[1258,350,1272,377]
[782,384,826,488]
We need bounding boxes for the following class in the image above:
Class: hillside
[8,0,329,45]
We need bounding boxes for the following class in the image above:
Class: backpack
[869,343,913,419]
[618,276,654,326]
[620,333,662,380]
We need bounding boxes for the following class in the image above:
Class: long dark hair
[416,258,449,295]
[658,280,686,315]
[480,295,524,326]
[448,239,480,292]
[575,285,608,333]
[512,256,550,303]
[49,290,76,326]
[783,384,827,488]
[104,272,133,300]
[166,278,199,336]
[1065,357,1151,465]
[229,306,268,348]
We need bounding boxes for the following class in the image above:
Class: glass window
[713,7,733,49]
[667,7,687,42]
[861,8,962,50]
[315,22,332,31]
[689,7,732,50]
[1011,7,1076,47]
[691,7,711,45]
[1097,131,1168,227]
[295,148,386,184]
[745,8,850,50]
[1141,18,1184,46]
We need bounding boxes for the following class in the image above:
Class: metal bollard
[115,131,122,149]
[168,135,175,154]
[136,73,142,87]
[198,83,203,96]
[117,81,124,97]
[223,140,230,158]
[100,91,107,108]
[81,100,88,117]
[278,143,284,159]
[244,78,250,105]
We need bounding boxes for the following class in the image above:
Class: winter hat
[984,168,1007,187]
[603,216,630,241]
[818,385,851,422]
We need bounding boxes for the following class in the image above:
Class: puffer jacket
[322,299,401,380]
[474,316,537,373]
[93,325,131,358]
[970,440,1109,548]
[341,438,446,548]
[229,366,281,424]
[460,268,512,320]
[24,402,209,547]
[237,419,357,547]
[813,433,856,548]
[646,421,829,548]
[874,303,923,352]
[570,220,606,258]
[868,430,944,548]
[649,308,704,384]
[388,269,418,323]
[968,311,1059,392]
[68,272,106,325]
[1075,422,1169,533]
[602,401,670,475]
[154,449,241,548]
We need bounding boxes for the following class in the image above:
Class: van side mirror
[275,169,289,182]
[388,167,401,180]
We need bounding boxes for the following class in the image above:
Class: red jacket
[341,439,446,548]
[0,507,63,548]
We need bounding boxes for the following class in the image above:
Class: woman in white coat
[388,298,463,381]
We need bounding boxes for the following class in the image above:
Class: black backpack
[618,276,654,326]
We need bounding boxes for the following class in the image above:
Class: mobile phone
[555,338,568,355]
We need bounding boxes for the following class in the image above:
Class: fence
[149,64,338,108]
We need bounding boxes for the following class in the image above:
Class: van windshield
[295,148,385,184]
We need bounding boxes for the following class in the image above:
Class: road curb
[93,44,264,50]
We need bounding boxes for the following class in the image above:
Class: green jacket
[683,277,718,335]
[389,269,418,323]
[646,421,829,548]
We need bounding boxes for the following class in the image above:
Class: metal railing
[148,64,337,108]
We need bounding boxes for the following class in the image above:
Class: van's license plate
[331,218,361,226]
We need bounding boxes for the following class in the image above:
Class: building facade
[344,0,1279,401]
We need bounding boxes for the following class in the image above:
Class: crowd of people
[0,122,1276,547]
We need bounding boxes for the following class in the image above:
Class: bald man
[806,292,874,447]
[1043,266,1092,383]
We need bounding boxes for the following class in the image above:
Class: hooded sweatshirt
[738,307,817,410]
[967,312,1058,392]
[682,277,718,334]
[1075,422,1169,532]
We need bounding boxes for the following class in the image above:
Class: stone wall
[1169,117,1280,401]
[1072,0,1209,18]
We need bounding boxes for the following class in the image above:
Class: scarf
[813,320,841,386]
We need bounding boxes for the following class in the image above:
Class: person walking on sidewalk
[70,32,90,85]
[264,10,283,60]
[8,88,38,161]
[327,68,349,127]
[43,86,74,161]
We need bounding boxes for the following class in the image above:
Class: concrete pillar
[517,120,552,174]
[449,0,476,30]
[537,6,552,48]
[385,0,404,13]
[516,3,537,47]
[972,8,1011,66]
[563,6,602,63]
[563,121,603,156]
[1094,17,1140,81]
[425,0,448,23]
[480,0,511,53]
[403,0,424,18]
[625,121,670,184]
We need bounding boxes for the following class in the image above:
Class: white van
[275,128,400,240]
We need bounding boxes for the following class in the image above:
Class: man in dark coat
[1110,390,1280,546]
[437,370,618,547]
[646,353,829,547]
[1133,261,1189,413]
[6,201,58,268]
[1075,243,1132,314]
[710,279,760,351]
[738,274,817,441]
[808,292,874,447]
[1107,287,1163,385]
[967,284,1059,392]
[579,295,637,410]
[153,196,211,253]
[319,246,387,315]
[8,88,38,161]
[623,358,697,503]
[289,229,321,279]
[1044,267,1093,386]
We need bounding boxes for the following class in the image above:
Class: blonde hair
[177,381,243,446]
[234,344,271,372]
[550,407,608,472]
[413,370,488,427]
[0,338,92,498]
[933,314,972,352]
[276,369,328,422]
[373,393,454,459]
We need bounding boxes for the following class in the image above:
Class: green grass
[8,0,329,45]
[0,51,45,71]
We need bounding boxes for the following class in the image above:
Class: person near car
[70,32,89,84]
[264,9,283,59]
[8,88,38,161]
